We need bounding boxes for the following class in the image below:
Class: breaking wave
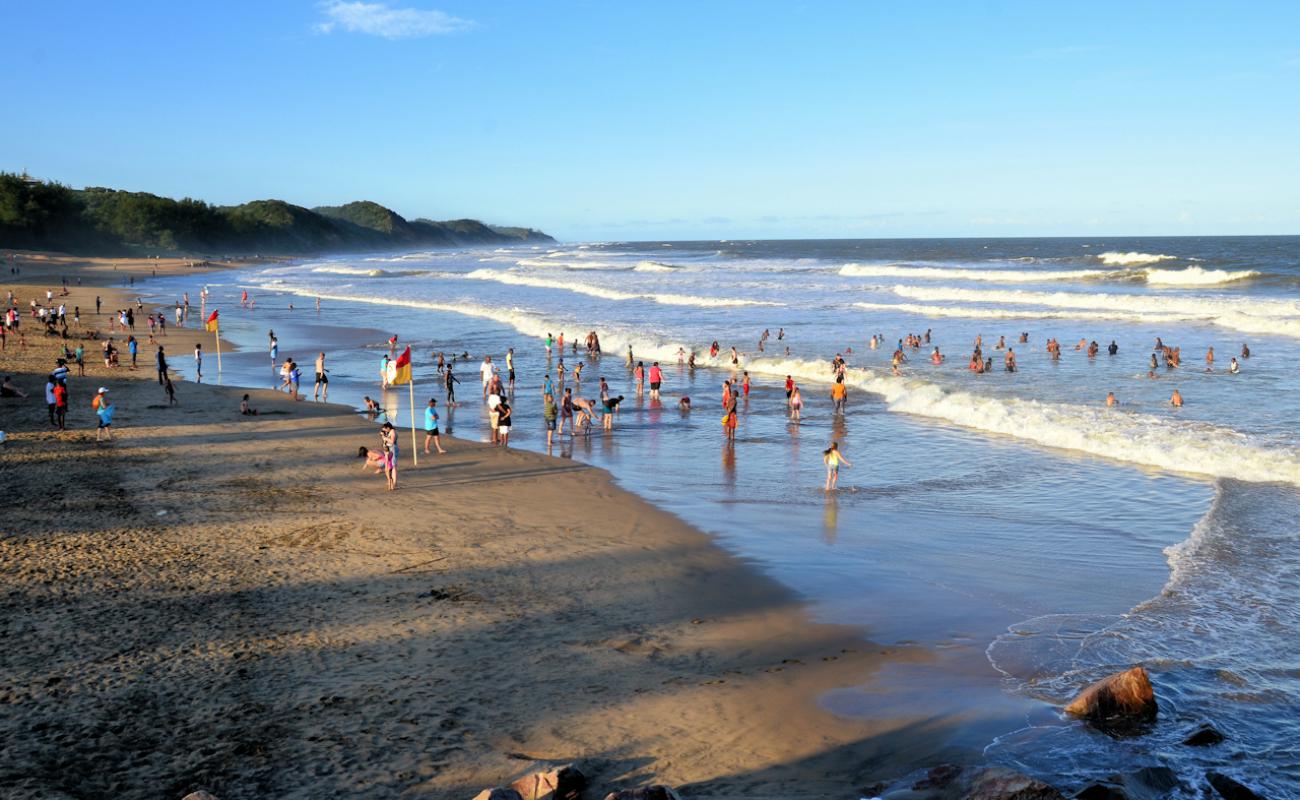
[839,263,1112,282]
[1097,251,1177,266]
[888,285,1300,338]
[463,269,781,308]
[1142,266,1262,286]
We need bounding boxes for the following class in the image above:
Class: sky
[3,1,1298,241]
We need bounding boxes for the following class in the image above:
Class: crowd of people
[4,273,1257,494]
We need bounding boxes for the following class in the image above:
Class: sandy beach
[0,255,944,799]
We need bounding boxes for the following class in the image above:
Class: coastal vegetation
[0,173,553,255]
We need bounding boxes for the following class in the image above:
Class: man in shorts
[423,397,447,455]
[314,352,329,401]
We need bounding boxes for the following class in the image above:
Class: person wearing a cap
[94,387,114,441]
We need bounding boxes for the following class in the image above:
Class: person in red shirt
[53,379,68,430]
[648,362,663,400]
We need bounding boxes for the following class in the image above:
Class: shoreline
[1,254,952,798]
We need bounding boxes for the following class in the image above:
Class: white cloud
[315,1,474,39]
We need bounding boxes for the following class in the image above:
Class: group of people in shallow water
[345,323,1256,493]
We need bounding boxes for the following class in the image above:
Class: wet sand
[0,255,957,798]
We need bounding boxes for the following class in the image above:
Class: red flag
[389,346,412,385]
[205,309,219,332]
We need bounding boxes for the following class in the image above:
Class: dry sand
[1,254,951,800]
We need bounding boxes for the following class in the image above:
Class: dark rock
[886,765,1065,799]
[1183,725,1226,747]
[1064,667,1157,732]
[912,764,963,791]
[602,787,682,800]
[1074,783,1127,800]
[1122,767,1182,800]
[1207,772,1264,800]
[182,793,219,800]
[473,790,524,800]
[966,766,1067,800]
[510,765,585,800]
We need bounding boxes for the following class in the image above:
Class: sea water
[148,236,1300,796]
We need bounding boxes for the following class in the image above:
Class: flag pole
[214,321,223,374]
[409,379,419,466]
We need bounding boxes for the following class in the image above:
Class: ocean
[149,236,1300,797]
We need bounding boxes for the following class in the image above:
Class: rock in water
[894,764,1065,799]
[965,767,1066,800]
[511,765,586,800]
[603,787,683,800]
[1064,666,1157,729]
[473,790,525,800]
[182,793,219,800]
[1207,772,1264,800]
[1183,724,1226,746]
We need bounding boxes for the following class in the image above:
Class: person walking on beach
[94,387,114,442]
[506,348,516,393]
[127,336,139,370]
[270,334,279,368]
[823,442,851,491]
[831,375,847,415]
[156,346,168,385]
[789,385,804,420]
[423,398,447,455]
[53,379,68,430]
[314,352,329,401]
[194,343,203,382]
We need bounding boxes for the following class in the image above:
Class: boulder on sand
[511,765,586,800]
[182,793,219,800]
[473,790,525,800]
[1064,667,1157,729]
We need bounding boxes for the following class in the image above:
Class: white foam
[1097,251,1176,266]
[634,261,680,272]
[839,263,1113,282]
[463,268,780,308]
[888,285,1300,338]
[309,265,425,278]
[1141,266,1261,286]
[853,301,1187,326]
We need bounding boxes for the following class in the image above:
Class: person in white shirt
[480,356,495,398]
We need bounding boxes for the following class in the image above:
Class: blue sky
[3,1,1298,241]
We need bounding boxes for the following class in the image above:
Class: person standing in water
[314,352,329,401]
[444,363,459,405]
[823,442,851,491]
[543,392,558,448]
[649,361,663,400]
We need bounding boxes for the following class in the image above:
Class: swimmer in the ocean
[1170,389,1184,407]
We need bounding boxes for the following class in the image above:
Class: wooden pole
[409,380,419,466]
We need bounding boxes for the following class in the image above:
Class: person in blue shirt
[95,388,115,442]
[423,397,447,455]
